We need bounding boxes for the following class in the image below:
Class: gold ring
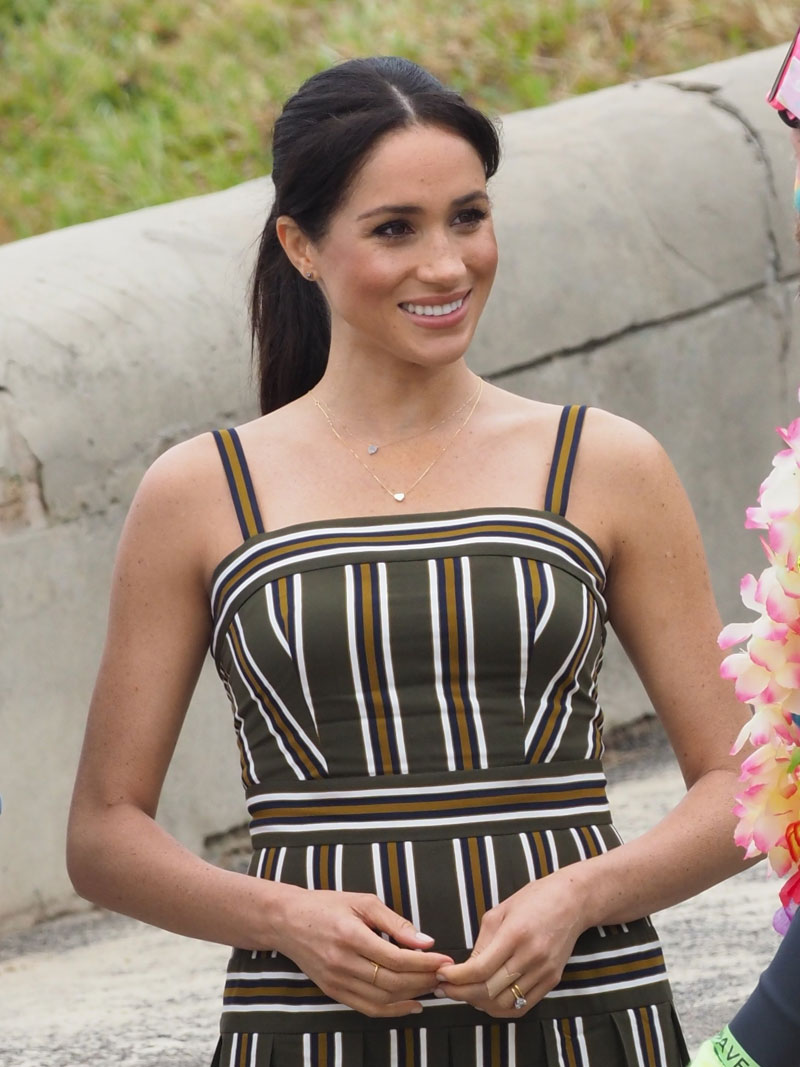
[370,960,380,985]
[510,982,527,1010]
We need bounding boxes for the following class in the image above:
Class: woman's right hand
[270,885,452,1017]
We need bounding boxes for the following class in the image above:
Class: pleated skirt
[212,1001,689,1066]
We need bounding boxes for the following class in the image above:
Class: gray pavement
[0,728,780,1066]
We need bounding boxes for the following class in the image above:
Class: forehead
[342,125,487,211]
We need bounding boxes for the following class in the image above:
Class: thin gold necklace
[314,380,481,455]
[313,379,484,503]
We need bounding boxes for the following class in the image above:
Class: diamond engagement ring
[510,982,527,1010]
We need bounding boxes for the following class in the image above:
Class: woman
[68,56,750,1066]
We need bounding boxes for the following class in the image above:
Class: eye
[453,207,488,228]
[373,219,414,238]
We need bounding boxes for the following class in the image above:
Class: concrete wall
[1,46,798,931]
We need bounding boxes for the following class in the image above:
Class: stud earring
[305,270,315,281]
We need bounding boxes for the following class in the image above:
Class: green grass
[1,0,798,243]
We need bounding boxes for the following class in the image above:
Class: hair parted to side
[251,56,501,414]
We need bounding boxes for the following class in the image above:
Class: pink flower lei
[719,392,800,933]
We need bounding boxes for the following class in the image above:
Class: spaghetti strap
[543,405,587,517]
[212,428,265,541]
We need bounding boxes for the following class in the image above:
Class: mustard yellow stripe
[491,1025,502,1067]
[560,1018,578,1067]
[531,595,596,762]
[230,626,319,778]
[532,831,550,877]
[318,1032,328,1065]
[217,520,603,611]
[225,983,321,998]
[277,577,290,641]
[566,953,665,982]
[467,837,487,920]
[262,846,277,881]
[319,844,330,890]
[404,1029,414,1067]
[444,558,473,769]
[549,406,581,515]
[360,564,393,772]
[387,842,404,915]
[238,1033,249,1067]
[640,1006,658,1067]
[252,785,607,820]
[580,826,599,857]
[219,429,259,538]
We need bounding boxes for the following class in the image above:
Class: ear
[276,216,317,280]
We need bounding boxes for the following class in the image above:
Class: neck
[312,359,479,439]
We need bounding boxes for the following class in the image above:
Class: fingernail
[410,1005,424,1014]
[433,988,447,998]
[413,930,434,943]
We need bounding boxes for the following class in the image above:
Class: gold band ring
[510,982,527,1010]
[370,960,380,985]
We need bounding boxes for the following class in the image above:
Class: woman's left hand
[434,868,587,1017]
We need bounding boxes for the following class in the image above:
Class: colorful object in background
[718,392,800,933]
[767,27,800,128]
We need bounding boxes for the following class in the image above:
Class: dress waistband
[246,760,611,846]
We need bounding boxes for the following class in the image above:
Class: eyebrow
[356,190,490,221]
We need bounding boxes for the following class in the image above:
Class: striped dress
[208,406,689,1067]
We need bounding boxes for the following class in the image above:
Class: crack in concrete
[662,78,782,281]
[485,280,797,382]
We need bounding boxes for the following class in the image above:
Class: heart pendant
[367,444,378,455]
[393,492,405,502]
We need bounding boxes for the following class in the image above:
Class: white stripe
[429,560,457,770]
[628,1007,648,1067]
[585,640,605,758]
[567,939,664,963]
[212,510,605,599]
[265,584,291,656]
[305,846,314,889]
[461,558,488,767]
[248,771,606,805]
[652,1006,668,1067]
[570,827,588,859]
[475,1025,484,1067]
[545,830,560,871]
[371,842,386,903]
[389,1029,398,1067]
[404,841,422,932]
[227,1035,237,1067]
[212,522,606,652]
[226,629,306,781]
[574,1016,590,1065]
[248,804,612,837]
[377,561,408,773]
[551,1019,568,1067]
[533,563,556,643]
[233,616,327,771]
[524,591,590,757]
[334,1031,343,1067]
[508,1022,517,1067]
[274,846,287,882]
[484,835,499,907]
[419,1028,428,1067]
[513,558,530,723]
[452,840,474,947]
[544,587,594,760]
[250,1034,259,1067]
[519,832,536,881]
[292,574,320,736]
[544,970,666,999]
[334,844,343,891]
[223,676,259,785]
[345,565,377,777]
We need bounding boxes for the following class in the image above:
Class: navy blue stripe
[543,405,587,516]
[212,429,251,541]
[226,426,265,534]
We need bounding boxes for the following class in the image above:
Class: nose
[415,230,465,288]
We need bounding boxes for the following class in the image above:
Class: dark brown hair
[250,56,501,414]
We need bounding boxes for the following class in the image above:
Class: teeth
[402,297,464,317]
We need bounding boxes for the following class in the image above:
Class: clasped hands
[273,875,583,1020]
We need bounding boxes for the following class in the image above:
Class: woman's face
[309,123,498,371]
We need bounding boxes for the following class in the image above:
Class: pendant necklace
[314,379,481,455]
[313,379,484,503]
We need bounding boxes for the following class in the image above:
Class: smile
[399,297,465,317]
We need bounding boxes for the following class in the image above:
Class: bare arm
[67,437,450,1016]
[438,413,751,1013]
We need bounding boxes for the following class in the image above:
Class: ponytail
[250,207,330,415]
